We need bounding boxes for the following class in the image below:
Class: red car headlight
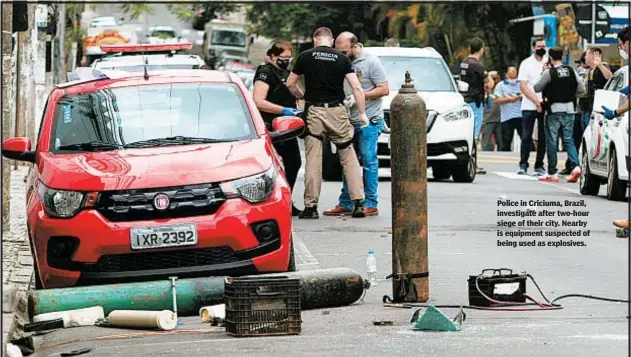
[220,166,276,204]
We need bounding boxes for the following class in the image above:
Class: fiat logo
[153,194,170,210]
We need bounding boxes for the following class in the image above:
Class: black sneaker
[299,206,319,219]
[558,168,572,175]
[292,205,302,217]
[352,200,366,218]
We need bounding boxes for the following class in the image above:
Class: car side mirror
[270,116,305,143]
[2,137,35,163]
[593,89,624,114]
[456,80,469,93]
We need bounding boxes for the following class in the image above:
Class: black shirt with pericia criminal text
[292,46,353,103]
[460,56,486,106]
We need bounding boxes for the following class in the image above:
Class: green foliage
[119,4,155,21]
[166,3,238,23]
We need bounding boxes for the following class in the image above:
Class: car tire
[607,147,627,201]
[579,143,600,196]
[27,233,42,289]
[322,137,343,181]
[432,164,451,180]
[287,236,296,272]
[452,145,476,183]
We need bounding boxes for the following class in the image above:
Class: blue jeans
[545,112,579,175]
[468,102,484,140]
[339,118,383,209]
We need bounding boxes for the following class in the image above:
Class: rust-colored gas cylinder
[388,71,429,303]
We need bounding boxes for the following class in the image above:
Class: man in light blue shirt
[493,67,523,151]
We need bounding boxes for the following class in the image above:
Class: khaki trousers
[304,104,364,208]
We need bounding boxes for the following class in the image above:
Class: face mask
[620,48,629,60]
[535,48,546,57]
[276,58,290,70]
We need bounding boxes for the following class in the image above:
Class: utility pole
[14,4,34,169]
[590,3,596,45]
[33,4,49,142]
[53,3,66,83]
[2,3,13,232]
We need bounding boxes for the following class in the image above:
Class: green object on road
[410,305,463,332]
[28,268,367,319]
[28,277,225,319]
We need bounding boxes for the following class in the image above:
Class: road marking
[493,171,538,181]
[293,232,320,269]
[493,172,583,195]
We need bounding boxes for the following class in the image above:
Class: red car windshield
[50,83,255,152]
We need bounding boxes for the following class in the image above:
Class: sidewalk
[2,166,32,345]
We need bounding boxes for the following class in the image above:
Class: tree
[119,4,154,21]
[166,3,238,23]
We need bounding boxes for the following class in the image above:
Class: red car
[2,68,305,289]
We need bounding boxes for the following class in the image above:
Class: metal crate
[224,276,301,337]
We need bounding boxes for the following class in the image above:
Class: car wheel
[322,137,343,181]
[607,147,627,201]
[452,146,476,183]
[28,234,42,289]
[432,164,451,180]
[579,143,600,196]
[287,236,296,272]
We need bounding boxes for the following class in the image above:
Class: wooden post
[1,3,13,231]
[388,72,429,303]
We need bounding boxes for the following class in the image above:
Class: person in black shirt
[585,47,612,116]
[253,41,304,216]
[286,27,368,219]
[460,37,487,174]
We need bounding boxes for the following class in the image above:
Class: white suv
[580,65,629,201]
[321,47,476,183]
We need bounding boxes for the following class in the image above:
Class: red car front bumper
[29,183,292,289]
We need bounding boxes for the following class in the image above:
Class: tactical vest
[543,65,578,107]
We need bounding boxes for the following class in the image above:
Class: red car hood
[38,139,273,191]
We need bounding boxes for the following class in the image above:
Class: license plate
[130,223,198,250]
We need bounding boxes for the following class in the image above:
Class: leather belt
[308,101,342,108]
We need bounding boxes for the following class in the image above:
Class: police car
[91,43,207,72]
[322,46,476,183]
[580,65,629,201]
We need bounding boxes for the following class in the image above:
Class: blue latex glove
[620,86,630,96]
[602,106,616,120]
[281,107,303,116]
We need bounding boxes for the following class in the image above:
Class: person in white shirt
[517,37,548,176]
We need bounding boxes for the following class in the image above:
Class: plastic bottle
[366,250,378,286]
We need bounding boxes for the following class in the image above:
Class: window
[150,30,176,39]
[210,30,246,47]
[50,83,255,152]
[378,56,455,92]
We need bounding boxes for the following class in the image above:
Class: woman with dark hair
[253,41,304,216]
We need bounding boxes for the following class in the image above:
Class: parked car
[322,47,476,183]
[1,68,305,289]
[89,16,117,28]
[579,65,629,201]
[91,43,207,72]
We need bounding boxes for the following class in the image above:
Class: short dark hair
[549,46,564,61]
[313,27,333,39]
[532,37,546,47]
[618,26,630,42]
[588,47,603,56]
[266,40,292,57]
[469,37,484,53]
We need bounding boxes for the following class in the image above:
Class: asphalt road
[31,151,629,357]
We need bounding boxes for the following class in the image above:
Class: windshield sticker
[62,104,72,123]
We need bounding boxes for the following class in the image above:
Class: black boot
[299,205,319,219]
[352,200,366,218]
[292,204,302,217]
